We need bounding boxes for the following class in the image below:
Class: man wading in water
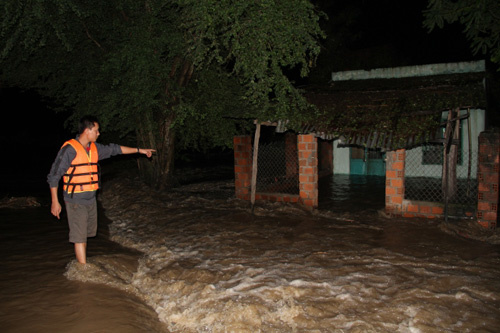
[47,115,155,264]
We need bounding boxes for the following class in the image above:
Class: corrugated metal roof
[273,119,444,150]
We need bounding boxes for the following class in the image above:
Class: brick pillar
[234,135,252,200]
[285,132,298,178]
[477,131,500,229]
[385,149,406,216]
[298,134,318,209]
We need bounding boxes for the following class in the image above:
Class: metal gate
[350,147,386,176]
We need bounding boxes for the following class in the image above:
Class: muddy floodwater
[0,196,169,332]
[2,173,500,332]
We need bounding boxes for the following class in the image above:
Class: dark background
[0,0,487,198]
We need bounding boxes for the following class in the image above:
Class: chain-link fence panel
[405,144,477,216]
[256,134,299,195]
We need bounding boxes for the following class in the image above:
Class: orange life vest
[62,139,99,196]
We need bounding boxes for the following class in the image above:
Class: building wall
[333,139,350,174]
[405,109,485,178]
[331,109,485,177]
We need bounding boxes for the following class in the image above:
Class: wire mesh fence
[255,133,299,195]
[405,143,478,216]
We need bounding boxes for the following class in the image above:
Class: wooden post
[443,108,460,212]
[251,122,261,212]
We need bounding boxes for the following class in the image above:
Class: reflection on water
[319,174,386,213]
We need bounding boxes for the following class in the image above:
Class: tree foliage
[423,0,500,66]
[1,0,324,188]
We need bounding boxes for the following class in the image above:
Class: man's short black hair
[78,115,99,135]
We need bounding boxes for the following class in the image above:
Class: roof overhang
[287,61,487,150]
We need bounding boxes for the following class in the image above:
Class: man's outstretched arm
[120,146,156,158]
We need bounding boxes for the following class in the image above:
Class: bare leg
[74,243,87,264]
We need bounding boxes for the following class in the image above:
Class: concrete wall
[333,139,350,174]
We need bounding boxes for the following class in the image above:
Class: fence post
[385,149,406,216]
[477,130,500,229]
[234,135,252,200]
[298,134,318,209]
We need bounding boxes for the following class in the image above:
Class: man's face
[87,122,100,142]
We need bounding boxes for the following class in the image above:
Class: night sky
[348,0,473,63]
[307,0,477,82]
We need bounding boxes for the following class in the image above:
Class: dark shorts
[65,199,98,243]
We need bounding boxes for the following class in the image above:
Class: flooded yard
[319,174,386,214]
[2,173,500,332]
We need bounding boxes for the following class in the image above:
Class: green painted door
[350,147,385,176]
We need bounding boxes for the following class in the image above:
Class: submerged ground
[1,171,500,332]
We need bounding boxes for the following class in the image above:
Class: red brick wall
[233,135,252,200]
[254,193,299,204]
[386,149,447,219]
[385,149,405,216]
[477,131,500,229]
[298,134,318,209]
[385,138,499,226]
[234,133,318,210]
[394,130,499,226]
[236,130,500,228]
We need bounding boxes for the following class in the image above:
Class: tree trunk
[157,114,176,190]
[136,113,176,190]
[135,58,194,189]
